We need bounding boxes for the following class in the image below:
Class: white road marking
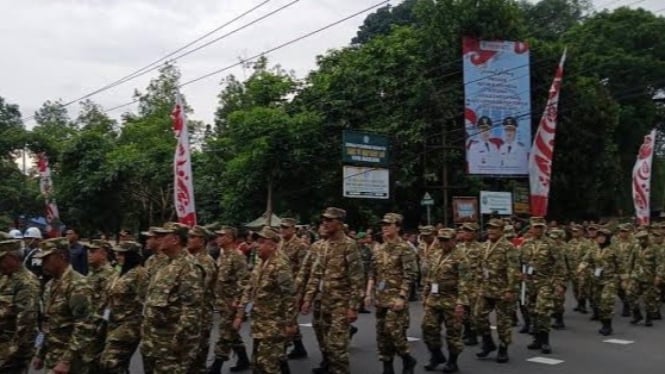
[527,357,565,365]
[603,339,634,345]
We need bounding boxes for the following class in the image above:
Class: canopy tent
[244,212,282,229]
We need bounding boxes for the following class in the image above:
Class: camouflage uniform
[86,245,117,368]
[549,231,570,321]
[100,242,148,373]
[368,220,417,363]
[141,224,204,374]
[421,229,468,371]
[0,240,39,373]
[279,221,308,353]
[456,223,482,345]
[144,252,169,284]
[615,228,638,314]
[236,227,296,374]
[191,247,217,374]
[37,239,95,373]
[567,226,593,311]
[627,232,659,323]
[296,238,326,359]
[417,225,438,286]
[303,208,364,374]
[475,219,520,361]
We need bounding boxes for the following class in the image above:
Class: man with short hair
[142,227,166,284]
[628,231,659,326]
[457,223,482,346]
[23,227,44,279]
[85,240,116,368]
[0,239,40,374]
[65,228,88,275]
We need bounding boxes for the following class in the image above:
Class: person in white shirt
[467,116,502,172]
[499,117,528,172]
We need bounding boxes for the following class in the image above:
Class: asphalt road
[30,290,665,373]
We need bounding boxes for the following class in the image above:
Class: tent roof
[245,213,282,229]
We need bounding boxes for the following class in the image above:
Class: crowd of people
[0,208,664,374]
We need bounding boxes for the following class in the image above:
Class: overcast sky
[1,0,662,128]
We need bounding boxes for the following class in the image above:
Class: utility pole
[266,177,273,227]
[442,125,449,226]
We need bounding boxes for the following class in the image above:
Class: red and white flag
[528,49,567,217]
[171,93,197,226]
[632,129,656,225]
[36,153,60,238]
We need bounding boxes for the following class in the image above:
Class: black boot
[280,360,291,374]
[527,332,542,350]
[552,313,565,330]
[287,339,308,359]
[476,334,497,358]
[207,358,224,374]
[590,307,600,321]
[578,299,588,314]
[441,352,459,373]
[463,322,478,346]
[401,354,417,374]
[230,347,251,372]
[654,310,662,320]
[496,344,509,363]
[311,356,328,374]
[519,313,531,334]
[630,307,643,325]
[512,310,519,327]
[540,332,552,354]
[424,346,446,371]
[349,325,358,339]
[645,313,654,327]
[598,319,613,336]
[382,359,395,374]
[621,302,631,317]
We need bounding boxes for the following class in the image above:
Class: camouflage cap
[188,225,211,239]
[214,225,237,237]
[153,222,189,235]
[321,207,346,220]
[548,229,565,239]
[587,223,600,231]
[140,226,161,237]
[113,240,142,253]
[598,226,614,236]
[380,213,403,225]
[256,226,280,241]
[486,218,505,228]
[0,239,22,258]
[461,222,480,232]
[280,218,298,228]
[81,240,104,250]
[436,228,456,240]
[530,216,547,227]
[618,223,633,232]
[570,224,583,231]
[35,237,69,259]
[634,230,649,239]
[418,225,436,236]
[504,225,516,236]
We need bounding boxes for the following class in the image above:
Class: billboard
[480,191,513,215]
[342,130,389,167]
[463,37,532,175]
[452,196,479,223]
[343,166,389,199]
[513,184,530,214]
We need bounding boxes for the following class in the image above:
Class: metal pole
[427,205,431,226]
[442,125,449,226]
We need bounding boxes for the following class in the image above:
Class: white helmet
[8,229,23,239]
[24,227,43,239]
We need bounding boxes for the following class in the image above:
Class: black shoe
[518,323,530,334]
[401,354,417,374]
[230,347,250,372]
[654,310,662,320]
[349,325,358,339]
[382,360,395,374]
[358,308,371,314]
[287,339,308,359]
[540,332,552,354]
[476,334,497,359]
[578,299,588,314]
[630,308,644,325]
[590,308,599,321]
[312,368,328,374]
[496,344,509,363]
[598,319,613,336]
[280,360,291,374]
[207,358,224,374]
[527,334,542,350]
[552,313,565,330]
[424,346,446,371]
[621,303,631,317]
[462,324,478,346]
[441,352,459,373]
[645,314,654,327]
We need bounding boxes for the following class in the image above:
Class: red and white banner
[528,49,567,217]
[36,153,61,238]
[632,129,656,225]
[171,93,197,226]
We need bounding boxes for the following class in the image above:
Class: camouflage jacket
[520,237,566,289]
[192,250,217,312]
[303,235,365,310]
[280,235,308,276]
[215,247,249,314]
[629,244,657,282]
[369,238,417,307]
[38,266,95,366]
[145,252,168,284]
[615,238,639,280]
[457,241,483,287]
[105,266,148,327]
[579,244,620,285]
[237,252,296,339]
[87,264,116,318]
[568,238,592,272]
[423,247,469,307]
[295,240,323,300]
[477,237,520,298]
[0,267,39,363]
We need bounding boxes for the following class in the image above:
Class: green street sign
[342,130,389,166]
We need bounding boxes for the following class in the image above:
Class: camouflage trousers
[475,296,514,345]
[553,286,566,315]
[0,342,31,374]
[99,322,141,373]
[464,290,479,332]
[317,304,351,374]
[141,334,199,374]
[312,301,325,357]
[253,337,286,374]
[375,306,410,361]
[628,281,660,314]
[527,283,555,333]
[191,311,213,374]
[591,281,617,320]
[421,302,463,354]
[213,312,245,360]
[44,355,89,374]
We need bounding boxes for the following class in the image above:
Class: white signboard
[343,166,389,199]
[480,191,513,215]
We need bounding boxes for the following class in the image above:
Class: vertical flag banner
[528,49,567,217]
[463,37,531,175]
[37,153,60,238]
[171,93,197,226]
[632,129,656,225]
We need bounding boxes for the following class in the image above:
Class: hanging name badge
[102,308,111,321]
[483,267,490,279]
[35,332,45,348]
[245,302,254,314]
[594,268,603,277]
[318,280,324,292]
[527,266,535,275]
[377,281,386,291]
[431,283,439,294]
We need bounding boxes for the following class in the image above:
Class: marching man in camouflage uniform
[0,239,39,374]
[421,228,468,373]
[417,225,437,287]
[141,222,204,374]
[142,227,167,283]
[31,237,95,374]
[301,207,365,374]
[475,219,520,364]
[279,218,309,360]
[233,227,297,374]
[616,224,638,317]
[568,224,591,314]
[457,223,481,346]
[627,230,658,326]
[520,217,566,354]
[549,228,569,329]
[209,226,250,374]
[364,213,418,374]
